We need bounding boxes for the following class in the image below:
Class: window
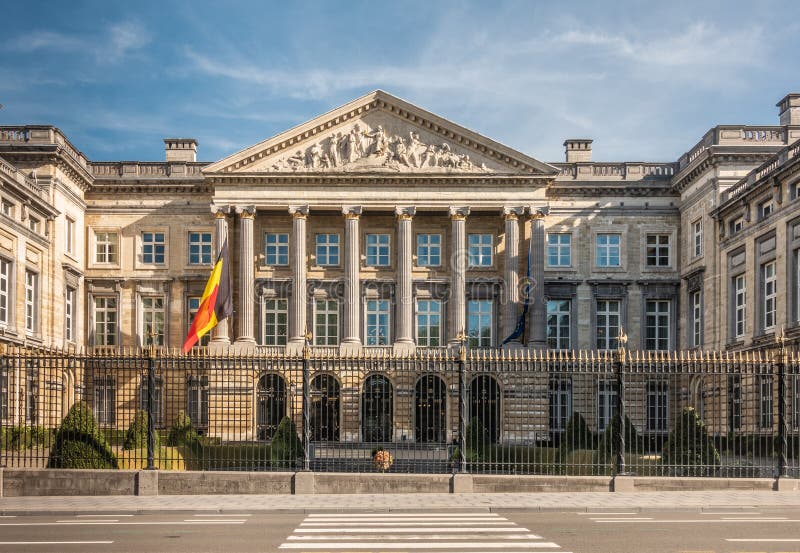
[262,299,288,346]
[140,375,164,427]
[759,376,774,429]
[24,270,38,335]
[187,297,210,347]
[0,258,10,326]
[265,233,289,266]
[692,220,702,257]
[28,216,41,234]
[366,234,391,267]
[65,217,75,255]
[0,359,8,421]
[467,300,493,348]
[728,375,742,432]
[546,299,571,350]
[547,233,571,267]
[314,299,339,346]
[595,300,620,350]
[468,234,493,267]
[315,234,339,266]
[93,297,117,346]
[730,216,744,234]
[188,232,212,265]
[794,378,800,429]
[647,380,669,432]
[141,296,165,346]
[762,260,776,331]
[365,299,391,346]
[93,375,116,426]
[187,375,209,429]
[416,234,441,266]
[597,380,618,432]
[65,286,76,342]
[645,300,670,351]
[734,275,746,338]
[596,233,621,267]
[691,291,702,348]
[759,200,774,220]
[416,299,441,347]
[549,377,572,432]
[141,232,166,264]
[25,361,38,424]
[0,199,12,217]
[646,234,670,267]
[95,232,118,264]
[795,182,800,200]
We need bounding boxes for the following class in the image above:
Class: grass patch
[181,441,274,471]
[116,446,186,470]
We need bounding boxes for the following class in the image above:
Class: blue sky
[1,1,797,163]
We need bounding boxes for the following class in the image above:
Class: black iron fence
[1,344,799,478]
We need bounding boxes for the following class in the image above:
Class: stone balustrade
[551,161,676,181]
[678,125,791,171]
[721,137,800,204]
[90,161,205,179]
[0,155,47,200]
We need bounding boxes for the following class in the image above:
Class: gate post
[614,329,628,476]
[458,337,467,474]
[776,329,788,481]
[146,350,156,471]
[302,331,311,472]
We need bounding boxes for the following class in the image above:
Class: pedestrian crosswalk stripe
[287,534,544,540]
[294,527,533,533]
[278,542,562,549]
[300,521,513,526]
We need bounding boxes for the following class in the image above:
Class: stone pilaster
[448,206,470,347]
[235,205,257,351]
[341,206,363,355]
[502,206,524,348]
[527,206,548,349]
[287,205,309,354]
[210,205,231,349]
[394,206,416,355]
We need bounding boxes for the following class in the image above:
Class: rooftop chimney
[164,138,197,162]
[564,139,592,162]
[777,94,800,126]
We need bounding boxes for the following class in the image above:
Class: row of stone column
[210,205,547,352]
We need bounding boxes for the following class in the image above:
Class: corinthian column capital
[289,205,309,219]
[449,206,470,220]
[502,206,525,220]
[235,205,256,218]
[395,206,417,220]
[342,205,363,219]
[528,205,550,220]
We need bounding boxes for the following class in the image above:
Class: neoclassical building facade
[0,90,799,355]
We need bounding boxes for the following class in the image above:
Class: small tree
[560,412,594,453]
[47,402,118,469]
[269,416,303,468]
[167,410,198,447]
[595,415,640,468]
[661,406,720,476]
[123,410,159,451]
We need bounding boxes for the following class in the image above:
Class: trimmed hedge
[123,410,160,451]
[661,406,720,476]
[560,412,594,453]
[269,416,303,468]
[594,415,640,468]
[167,410,199,447]
[47,402,118,469]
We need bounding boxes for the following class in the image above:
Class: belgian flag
[182,238,233,352]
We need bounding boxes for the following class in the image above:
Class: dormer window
[729,216,744,234]
[758,200,774,221]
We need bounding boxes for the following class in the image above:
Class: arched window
[257,374,287,441]
[311,374,340,442]
[415,374,446,443]
[469,374,500,444]
[362,374,393,442]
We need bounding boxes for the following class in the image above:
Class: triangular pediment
[204,91,557,176]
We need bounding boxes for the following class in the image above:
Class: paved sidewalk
[2,491,800,515]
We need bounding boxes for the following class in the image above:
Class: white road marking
[306,513,499,517]
[577,512,637,515]
[720,516,787,520]
[701,511,759,515]
[287,534,545,540]
[303,517,501,522]
[300,521,513,526]
[0,541,114,545]
[595,518,800,523]
[278,542,562,549]
[726,538,800,542]
[294,527,532,533]
[589,517,652,521]
[57,519,118,523]
[185,519,248,523]
[0,521,246,526]
[192,513,251,517]
[75,514,133,517]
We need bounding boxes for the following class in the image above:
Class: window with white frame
[546,299,571,350]
[646,380,669,432]
[24,270,38,335]
[796,249,800,323]
[416,234,441,266]
[140,375,164,427]
[734,274,746,338]
[468,234,493,267]
[762,260,777,331]
[25,361,38,424]
[315,234,339,266]
[467,299,493,348]
[187,296,211,346]
[794,378,800,429]
[692,219,702,257]
[759,375,774,429]
[93,297,117,346]
[314,299,339,346]
[366,234,390,267]
[728,375,742,432]
[187,375,209,428]
[265,233,289,266]
[759,199,774,220]
[94,232,118,264]
[28,216,41,234]
[188,232,212,265]
[691,291,702,348]
[595,300,620,350]
[365,299,390,346]
[0,199,12,217]
[0,258,10,326]
[547,233,571,267]
[65,217,75,255]
[645,300,670,351]
[548,377,572,432]
[141,232,166,264]
[730,216,744,234]
[596,233,621,267]
[93,375,116,426]
[262,299,288,346]
[0,360,8,421]
[141,296,165,346]
[646,234,670,267]
[597,379,618,432]
[416,299,441,347]
[65,286,75,342]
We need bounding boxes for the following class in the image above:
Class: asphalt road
[2,508,800,552]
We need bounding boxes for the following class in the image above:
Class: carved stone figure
[328,133,341,167]
[347,125,362,163]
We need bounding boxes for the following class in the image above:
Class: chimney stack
[564,139,592,162]
[777,93,800,126]
[164,138,197,162]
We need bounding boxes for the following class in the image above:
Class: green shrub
[595,415,640,469]
[1,426,50,450]
[560,412,594,453]
[167,410,198,447]
[47,402,118,469]
[269,416,303,468]
[466,417,489,458]
[123,410,159,451]
[661,407,720,476]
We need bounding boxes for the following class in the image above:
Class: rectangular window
[645,300,670,351]
[141,232,166,264]
[467,299,493,348]
[692,220,702,257]
[24,270,38,335]
[265,233,289,266]
[0,359,8,421]
[0,199,12,217]
[188,232,212,265]
[315,234,339,266]
[548,377,572,432]
[187,297,211,347]
[734,275,746,338]
[140,375,164,428]
[141,296,165,346]
[646,380,669,432]
[730,217,744,234]
[95,232,118,264]
[728,375,742,432]
[596,233,621,267]
[366,233,391,267]
[187,375,209,429]
[546,299,571,350]
[597,380,618,432]
[547,233,571,267]
[796,250,800,324]
[93,375,116,426]
[646,234,670,267]
[595,300,620,350]
[28,216,41,234]
[65,217,75,255]
[366,299,391,346]
[0,258,10,326]
[65,286,75,342]
[762,260,776,331]
[759,200,774,220]
[416,234,441,267]
[760,375,774,429]
[416,299,441,347]
[794,378,800,429]
[691,291,702,348]
[94,297,117,346]
[262,299,288,346]
[25,361,38,424]
[468,234,493,267]
[314,299,339,346]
